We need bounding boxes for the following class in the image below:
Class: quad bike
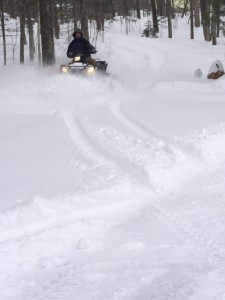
[60,54,108,75]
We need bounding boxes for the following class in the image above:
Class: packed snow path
[1,24,225,299]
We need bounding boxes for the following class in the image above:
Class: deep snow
[0,16,225,300]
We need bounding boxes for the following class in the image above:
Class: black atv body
[60,55,108,75]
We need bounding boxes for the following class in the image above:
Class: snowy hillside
[1,17,225,300]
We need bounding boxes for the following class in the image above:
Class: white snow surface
[1,17,225,300]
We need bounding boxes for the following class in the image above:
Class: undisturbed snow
[0,17,225,300]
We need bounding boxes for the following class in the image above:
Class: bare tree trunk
[194,0,200,27]
[136,0,141,19]
[211,2,217,45]
[95,0,104,31]
[181,0,188,18]
[59,0,65,23]
[8,0,16,18]
[166,0,172,38]
[190,0,194,39]
[123,0,129,35]
[0,0,6,65]
[200,0,211,41]
[151,0,159,32]
[216,7,220,38]
[39,0,55,65]
[157,0,166,16]
[37,0,42,65]
[51,0,60,39]
[73,0,78,31]
[20,0,26,64]
[171,0,175,19]
[123,0,129,16]
[108,0,115,18]
[25,0,35,61]
[213,1,220,38]
[80,0,89,40]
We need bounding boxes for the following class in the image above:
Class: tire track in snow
[62,79,225,274]
[61,109,125,194]
[77,98,205,193]
[146,200,225,269]
[109,108,225,267]
[108,100,225,269]
[54,34,225,278]
[1,34,224,300]
[62,100,225,269]
[106,77,225,269]
[62,107,155,189]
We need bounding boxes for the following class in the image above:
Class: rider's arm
[67,41,74,58]
[84,40,97,54]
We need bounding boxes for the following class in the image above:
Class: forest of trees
[0,0,225,66]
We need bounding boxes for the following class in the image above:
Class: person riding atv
[67,28,97,66]
[61,28,107,75]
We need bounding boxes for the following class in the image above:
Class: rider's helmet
[72,28,83,38]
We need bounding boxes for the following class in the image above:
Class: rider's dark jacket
[67,37,96,58]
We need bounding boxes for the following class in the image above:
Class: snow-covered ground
[1,17,225,300]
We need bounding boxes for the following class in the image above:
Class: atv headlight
[61,66,69,73]
[74,56,81,62]
[87,66,95,73]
